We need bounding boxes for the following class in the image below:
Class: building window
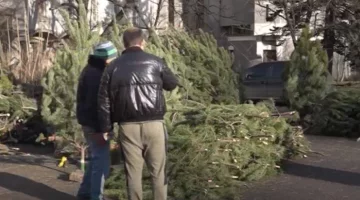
[263,50,277,62]
[221,25,253,36]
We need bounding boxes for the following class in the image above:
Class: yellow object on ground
[58,156,67,167]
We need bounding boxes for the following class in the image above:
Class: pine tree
[149,29,239,104]
[283,26,331,116]
[41,0,100,154]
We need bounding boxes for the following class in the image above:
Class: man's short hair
[123,27,145,48]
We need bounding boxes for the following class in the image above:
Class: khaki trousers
[119,120,168,200]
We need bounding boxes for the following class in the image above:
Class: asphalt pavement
[1,135,360,200]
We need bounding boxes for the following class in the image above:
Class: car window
[271,62,286,79]
[245,63,270,80]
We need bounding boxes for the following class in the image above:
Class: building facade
[184,0,293,71]
[186,0,351,80]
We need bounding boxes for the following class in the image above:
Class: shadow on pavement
[0,154,66,174]
[0,172,76,200]
[284,160,360,186]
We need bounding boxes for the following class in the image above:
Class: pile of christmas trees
[309,87,360,137]
[102,19,308,200]
[105,101,308,200]
[40,1,309,199]
[0,73,37,140]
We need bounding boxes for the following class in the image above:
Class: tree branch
[153,0,165,28]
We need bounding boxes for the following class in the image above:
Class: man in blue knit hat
[76,41,118,200]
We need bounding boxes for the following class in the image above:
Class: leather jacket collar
[122,46,143,55]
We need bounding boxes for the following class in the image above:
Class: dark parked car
[243,61,288,102]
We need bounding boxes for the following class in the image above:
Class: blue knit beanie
[92,41,118,60]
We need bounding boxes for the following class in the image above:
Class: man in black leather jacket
[98,27,178,200]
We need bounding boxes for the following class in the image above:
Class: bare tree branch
[153,0,165,27]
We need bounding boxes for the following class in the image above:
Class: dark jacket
[76,55,107,132]
[97,47,178,132]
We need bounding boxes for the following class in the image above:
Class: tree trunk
[168,0,175,26]
[305,0,312,24]
[323,5,335,74]
[283,0,297,47]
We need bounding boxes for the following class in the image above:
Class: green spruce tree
[41,0,100,154]
[150,29,239,104]
[284,26,331,116]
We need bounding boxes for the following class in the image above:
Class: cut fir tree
[41,0,99,156]
[309,87,360,138]
[105,101,309,200]
[0,74,37,140]
[283,26,332,117]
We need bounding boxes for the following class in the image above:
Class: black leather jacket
[97,47,178,132]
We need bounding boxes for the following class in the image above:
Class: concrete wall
[219,0,255,29]
[228,37,257,71]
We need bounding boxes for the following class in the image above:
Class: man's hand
[91,133,108,146]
